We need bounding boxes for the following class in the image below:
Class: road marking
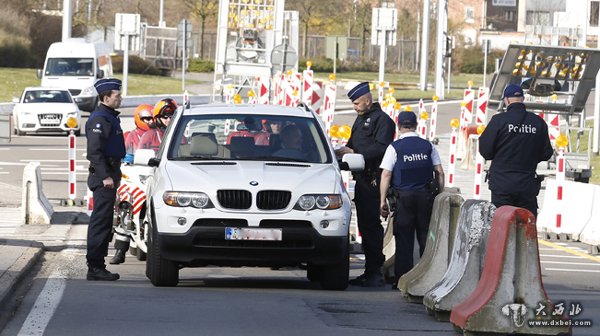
[28,148,86,151]
[17,271,66,336]
[538,239,600,263]
[544,268,600,273]
[0,161,27,166]
[41,172,88,175]
[541,260,600,266]
[539,254,586,259]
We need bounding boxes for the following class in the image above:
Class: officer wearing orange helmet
[138,98,178,153]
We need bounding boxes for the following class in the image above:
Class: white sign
[371,8,397,46]
[492,0,516,6]
[115,13,141,35]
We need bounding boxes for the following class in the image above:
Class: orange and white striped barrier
[418,111,428,139]
[311,81,323,115]
[473,137,484,199]
[258,76,270,105]
[322,83,337,133]
[463,86,475,125]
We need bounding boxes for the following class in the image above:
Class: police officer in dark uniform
[479,84,553,217]
[379,111,445,289]
[85,78,126,281]
[336,82,395,287]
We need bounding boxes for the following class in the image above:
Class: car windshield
[168,114,332,164]
[45,58,94,76]
[23,90,73,104]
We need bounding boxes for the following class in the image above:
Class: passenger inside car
[272,124,309,161]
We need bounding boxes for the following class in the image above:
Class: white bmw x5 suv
[135,104,364,290]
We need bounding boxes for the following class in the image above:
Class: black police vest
[89,109,126,159]
[391,136,433,191]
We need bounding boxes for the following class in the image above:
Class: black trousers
[491,192,538,217]
[87,175,119,267]
[393,189,434,281]
[354,175,384,275]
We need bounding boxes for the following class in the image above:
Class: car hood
[164,161,340,194]
[14,103,78,113]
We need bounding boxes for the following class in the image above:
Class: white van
[38,39,113,112]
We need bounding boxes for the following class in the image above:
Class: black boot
[109,249,126,264]
[87,266,120,281]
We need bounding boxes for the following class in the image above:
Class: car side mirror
[36,69,42,79]
[12,97,19,103]
[134,149,159,166]
[339,153,364,171]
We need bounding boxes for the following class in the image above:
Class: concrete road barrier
[422,200,495,321]
[450,206,571,335]
[396,192,464,303]
[21,162,53,224]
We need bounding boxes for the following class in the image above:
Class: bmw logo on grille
[249,181,259,186]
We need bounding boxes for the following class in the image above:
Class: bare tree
[184,0,218,59]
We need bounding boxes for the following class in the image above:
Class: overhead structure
[489,44,600,115]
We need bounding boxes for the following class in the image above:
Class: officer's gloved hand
[122,153,134,165]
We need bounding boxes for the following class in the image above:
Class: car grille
[256,190,291,210]
[217,190,252,209]
[68,89,81,96]
[38,114,62,126]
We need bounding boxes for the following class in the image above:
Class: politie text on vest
[403,153,429,162]
[508,123,536,134]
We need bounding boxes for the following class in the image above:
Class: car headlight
[81,86,96,97]
[163,191,214,208]
[294,194,342,210]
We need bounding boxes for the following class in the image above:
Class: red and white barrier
[302,69,314,107]
[322,84,337,134]
[555,148,565,228]
[417,114,427,139]
[429,97,439,140]
[68,130,76,201]
[473,136,484,199]
[463,88,474,125]
[258,76,270,105]
[312,81,323,115]
[476,87,489,125]
[447,126,458,188]
[86,188,94,216]
[247,90,258,104]
[547,115,560,142]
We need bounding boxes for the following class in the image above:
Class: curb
[0,242,44,312]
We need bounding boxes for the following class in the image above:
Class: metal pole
[87,0,92,22]
[594,64,600,154]
[123,34,129,97]
[333,36,337,78]
[415,9,420,72]
[159,0,165,27]
[483,40,488,87]
[419,0,430,90]
[182,20,186,92]
[447,57,451,94]
[379,30,387,83]
[62,0,72,42]
[434,0,447,99]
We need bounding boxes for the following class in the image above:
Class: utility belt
[88,157,121,173]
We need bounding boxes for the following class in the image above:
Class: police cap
[94,78,122,95]
[347,82,371,102]
[397,111,417,126]
[502,84,524,99]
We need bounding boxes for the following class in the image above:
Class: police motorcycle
[114,156,153,260]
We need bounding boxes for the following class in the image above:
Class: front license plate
[225,227,282,241]
[41,118,60,125]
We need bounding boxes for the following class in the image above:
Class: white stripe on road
[41,172,88,175]
[17,271,66,336]
[28,148,86,151]
[0,161,27,166]
[539,254,586,259]
[545,268,600,273]
[541,261,600,266]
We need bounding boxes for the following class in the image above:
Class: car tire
[319,238,349,290]
[136,244,147,261]
[74,129,81,136]
[16,129,25,136]
[147,207,178,287]
[306,263,321,282]
[129,245,138,257]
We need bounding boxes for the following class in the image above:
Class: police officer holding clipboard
[379,111,444,289]
[85,78,126,281]
[479,84,553,217]
[336,82,395,287]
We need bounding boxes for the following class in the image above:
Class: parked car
[135,104,364,290]
[12,87,82,136]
